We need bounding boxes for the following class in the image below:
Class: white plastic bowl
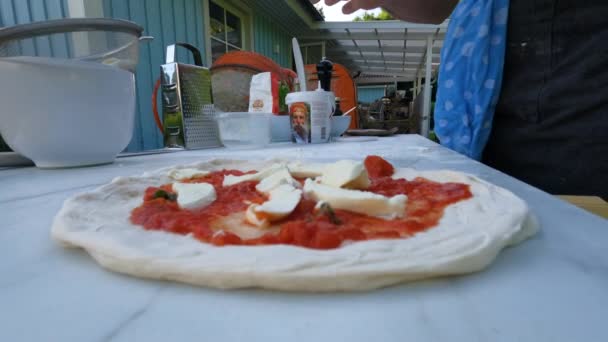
[0,57,136,168]
[0,18,144,168]
[331,116,352,137]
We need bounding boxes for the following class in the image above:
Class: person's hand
[309,0,457,24]
[310,0,391,15]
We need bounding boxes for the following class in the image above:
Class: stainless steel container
[160,43,220,149]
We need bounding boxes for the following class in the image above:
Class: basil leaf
[154,189,177,201]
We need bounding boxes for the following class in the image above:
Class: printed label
[289,100,331,144]
[290,102,311,143]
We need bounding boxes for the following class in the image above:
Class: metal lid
[0,18,143,44]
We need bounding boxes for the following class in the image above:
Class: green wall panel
[103,0,207,152]
[253,13,291,68]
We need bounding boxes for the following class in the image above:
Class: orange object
[152,77,163,133]
[304,63,359,129]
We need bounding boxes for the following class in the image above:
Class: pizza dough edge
[50,157,539,292]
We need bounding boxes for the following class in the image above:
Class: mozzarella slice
[172,182,217,210]
[246,184,302,228]
[223,164,284,187]
[167,168,210,181]
[245,206,270,228]
[256,167,301,194]
[320,160,370,189]
[303,179,406,219]
[287,161,325,178]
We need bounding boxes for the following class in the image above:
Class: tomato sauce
[130,157,473,250]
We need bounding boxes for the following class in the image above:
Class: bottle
[333,97,343,116]
[293,77,301,92]
[279,81,289,114]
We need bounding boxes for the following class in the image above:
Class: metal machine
[159,43,220,149]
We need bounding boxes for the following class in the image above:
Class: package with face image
[286,90,333,144]
[289,102,311,143]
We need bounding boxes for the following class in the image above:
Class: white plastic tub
[270,115,351,143]
[216,112,272,148]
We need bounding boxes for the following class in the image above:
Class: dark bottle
[333,97,343,116]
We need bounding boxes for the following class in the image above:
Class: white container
[0,18,146,168]
[217,112,272,148]
[0,57,136,168]
[285,90,335,144]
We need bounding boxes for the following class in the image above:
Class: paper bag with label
[248,72,280,113]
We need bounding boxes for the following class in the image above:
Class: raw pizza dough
[51,158,539,292]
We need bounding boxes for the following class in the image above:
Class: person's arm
[312,0,458,24]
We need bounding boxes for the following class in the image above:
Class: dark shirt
[483,0,608,199]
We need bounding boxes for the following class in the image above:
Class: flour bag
[248,72,280,113]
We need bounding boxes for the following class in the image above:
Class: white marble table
[1,135,607,342]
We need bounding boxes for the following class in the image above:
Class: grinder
[316,57,333,91]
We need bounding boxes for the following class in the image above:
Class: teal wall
[102,0,206,151]
[0,0,70,57]
[0,0,66,26]
[0,0,294,152]
[357,86,386,104]
[0,0,70,152]
[253,13,291,68]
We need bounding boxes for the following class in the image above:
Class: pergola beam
[356,77,414,84]
[329,55,439,64]
[351,60,422,67]
[350,63,421,71]
[327,45,441,55]
[355,65,422,71]
[350,69,418,77]
[300,32,445,41]
[314,20,448,30]
[301,19,449,91]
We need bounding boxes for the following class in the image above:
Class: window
[208,0,249,62]
[300,42,325,65]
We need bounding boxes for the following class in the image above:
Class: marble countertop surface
[1,135,607,342]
